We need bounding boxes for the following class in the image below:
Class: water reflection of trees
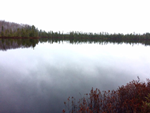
[39,37,150,46]
[0,37,150,51]
[0,38,39,51]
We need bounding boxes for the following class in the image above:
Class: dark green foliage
[1,26,4,37]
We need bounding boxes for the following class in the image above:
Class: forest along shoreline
[1,20,150,42]
[0,37,40,39]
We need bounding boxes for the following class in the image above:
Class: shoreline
[0,36,40,39]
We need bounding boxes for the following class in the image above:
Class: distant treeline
[0,20,38,38]
[1,20,150,41]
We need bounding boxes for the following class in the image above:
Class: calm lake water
[0,40,150,113]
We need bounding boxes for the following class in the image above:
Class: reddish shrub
[63,77,150,113]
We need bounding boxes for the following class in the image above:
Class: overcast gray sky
[1,0,150,34]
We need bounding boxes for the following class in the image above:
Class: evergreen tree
[16,28,21,37]
[1,26,4,37]
[8,29,13,37]
[4,29,9,37]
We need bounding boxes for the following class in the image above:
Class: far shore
[0,36,40,39]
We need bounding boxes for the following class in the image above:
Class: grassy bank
[63,77,150,113]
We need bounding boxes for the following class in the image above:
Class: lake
[0,39,150,113]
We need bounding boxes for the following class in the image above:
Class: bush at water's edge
[62,77,150,113]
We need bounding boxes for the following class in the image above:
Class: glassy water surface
[0,40,150,113]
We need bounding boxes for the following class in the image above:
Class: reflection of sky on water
[0,42,150,113]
